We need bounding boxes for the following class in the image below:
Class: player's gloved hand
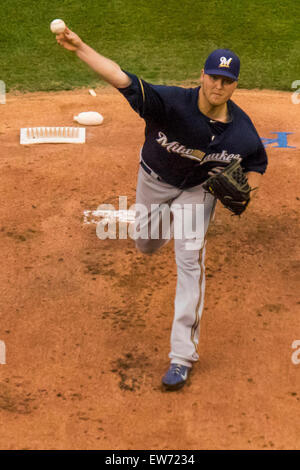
[203,158,252,216]
[56,27,83,52]
[208,166,225,177]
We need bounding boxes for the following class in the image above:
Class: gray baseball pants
[134,164,216,368]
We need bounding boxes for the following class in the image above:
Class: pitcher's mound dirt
[0,86,299,450]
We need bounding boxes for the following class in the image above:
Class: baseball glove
[202,158,253,216]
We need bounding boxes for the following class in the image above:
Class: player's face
[200,71,238,106]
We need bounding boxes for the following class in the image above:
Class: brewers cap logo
[219,56,233,68]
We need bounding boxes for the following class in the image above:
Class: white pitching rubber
[20,127,86,144]
[74,111,104,125]
[83,209,136,225]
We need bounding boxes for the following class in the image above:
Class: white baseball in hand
[50,19,66,34]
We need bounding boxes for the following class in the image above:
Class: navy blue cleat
[162,363,191,391]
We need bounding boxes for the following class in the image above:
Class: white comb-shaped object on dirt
[20,127,86,144]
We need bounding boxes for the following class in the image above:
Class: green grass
[0,0,299,92]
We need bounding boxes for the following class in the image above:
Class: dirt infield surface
[0,85,299,450]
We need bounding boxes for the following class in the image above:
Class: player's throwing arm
[54,23,131,89]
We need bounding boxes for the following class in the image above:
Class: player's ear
[200,69,205,83]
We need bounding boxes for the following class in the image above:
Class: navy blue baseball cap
[204,49,240,81]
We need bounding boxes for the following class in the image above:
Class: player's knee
[175,252,202,271]
[135,239,158,255]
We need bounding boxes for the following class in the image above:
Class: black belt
[140,159,164,182]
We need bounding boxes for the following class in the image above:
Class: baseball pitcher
[56,27,268,391]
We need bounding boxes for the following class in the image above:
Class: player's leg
[162,185,216,389]
[133,166,180,254]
